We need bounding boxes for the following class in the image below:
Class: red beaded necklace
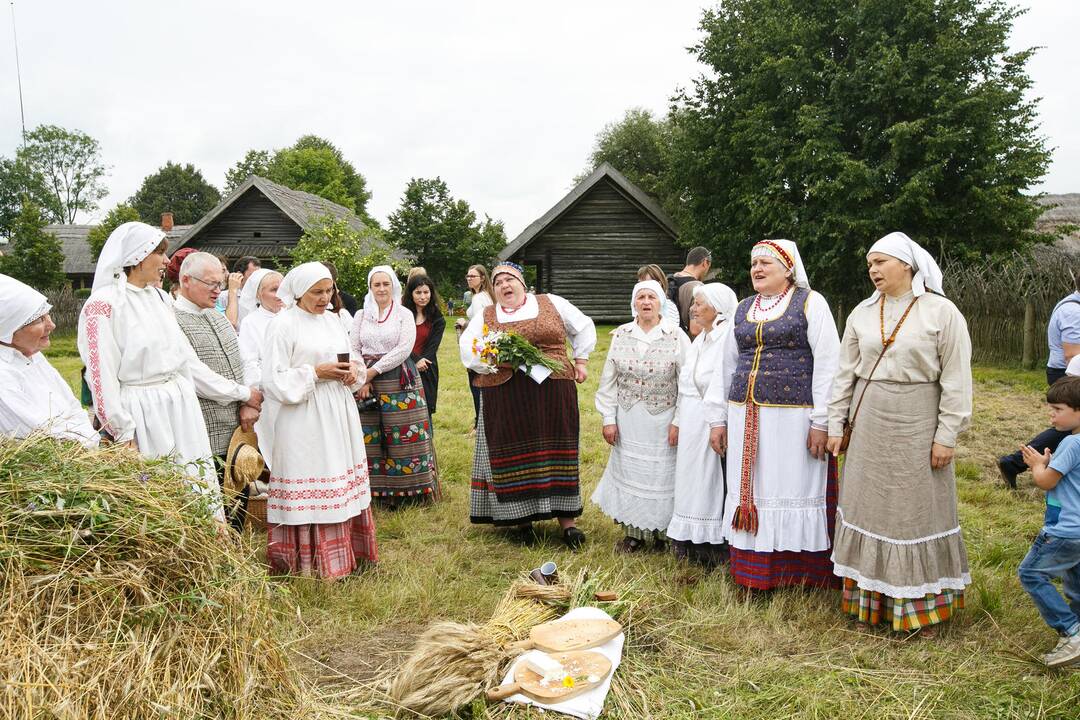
[500,295,528,315]
[751,284,792,318]
[375,299,394,324]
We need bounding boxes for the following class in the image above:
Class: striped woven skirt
[470,375,583,526]
[359,366,439,500]
[840,578,965,631]
[267,509,378,579]
[728,457,840,591]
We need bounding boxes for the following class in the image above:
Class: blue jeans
[1018,531,1080,636]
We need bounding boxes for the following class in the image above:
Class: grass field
[44,328,1080,718]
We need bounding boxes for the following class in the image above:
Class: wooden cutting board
[486,650,612,703]
[505,618,623,652]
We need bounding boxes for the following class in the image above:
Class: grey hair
[179,251,223,281]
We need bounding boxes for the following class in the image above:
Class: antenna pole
[10,1,27,143]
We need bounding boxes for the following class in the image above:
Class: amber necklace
[879,294,920,347]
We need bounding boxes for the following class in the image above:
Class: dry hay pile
[0,436,328,719]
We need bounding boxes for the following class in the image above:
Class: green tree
[16,124,108,223]
[385,177,507,286]
[223,149,271,194]
[289,216,399,299]
[576,107,674,205]
[87,204,141,261]
[1,202,66,289]
[0,157,25,240]
[667,0,1051,303]
[128,162,221,226]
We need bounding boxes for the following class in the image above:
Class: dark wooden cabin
[498,163,684,322]
[171,175,396,267]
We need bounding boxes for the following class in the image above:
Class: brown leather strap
[848,295,920,426]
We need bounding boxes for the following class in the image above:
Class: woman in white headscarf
[592,280,691,552]
[238,268,285,469]
[77,222,257,522]
[715,239,841,591]
[666,282,739,565]
[262,262,376,579]
[351,265,438,503]
[825,232,972,634]
[0,274,97,447]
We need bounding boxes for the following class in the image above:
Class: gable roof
[499,162,679,261]
[48,223,191,276]
[173,175,372,251]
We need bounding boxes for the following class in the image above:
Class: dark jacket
[411,314,446,414]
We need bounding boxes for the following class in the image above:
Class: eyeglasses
[190,275,226,291]
[465,274,480,279]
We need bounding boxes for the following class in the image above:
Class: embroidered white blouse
[595,319,691,425]
[0,346,98,447]
[351,302,416,375]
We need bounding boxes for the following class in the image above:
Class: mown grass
[44,328,1080,718]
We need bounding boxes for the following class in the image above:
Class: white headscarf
[239,268,274,316]
[92,222,166,301]
[0,274,51,344]
[860,231,945,306]
[278,262,332,309]
[630,280,667,318]
[362,265,401,320]
[751,239,810,289]
[692,282,739,330]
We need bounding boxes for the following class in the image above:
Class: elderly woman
[459,261,597,548]
[666,283,739,565]
[825,232,972,633]
[238,268,285,468]
[262,262,375,578]
[636,264,682,327]
[78,222,258,522]
[592,281,690,551]
[0,274,97,447]
[716,239,841,590]
[352,265,438,503]
[402,274,446,418]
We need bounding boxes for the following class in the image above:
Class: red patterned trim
[82,300,113,434]
[754,240,794,269]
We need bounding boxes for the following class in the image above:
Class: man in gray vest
[174,251,263,529]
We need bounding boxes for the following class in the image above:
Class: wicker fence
[46,286,85,333]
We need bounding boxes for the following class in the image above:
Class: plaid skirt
[267,508,378,579]
[359,366,439,499]
[840,578,964,631]
[728,456,840,591]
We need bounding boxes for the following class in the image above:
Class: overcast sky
[1,1,1076,237]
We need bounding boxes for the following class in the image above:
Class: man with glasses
[174,251,264,530]
[669,247,713,336]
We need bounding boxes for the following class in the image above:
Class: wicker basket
[245,487,268,532]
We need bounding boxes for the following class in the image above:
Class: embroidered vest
[175,309,244,455]
[607,324,680,414]
[472,295,575,388]
[727,287,814,407]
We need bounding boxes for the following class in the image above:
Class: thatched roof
[1038,193,1080,250]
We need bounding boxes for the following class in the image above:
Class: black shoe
[507,523,536,544]
[563,526,586,550]
[997,457,1019,490]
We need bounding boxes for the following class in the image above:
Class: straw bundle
[0,435,324,719]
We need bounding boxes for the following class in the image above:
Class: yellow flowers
[562,675,574,688]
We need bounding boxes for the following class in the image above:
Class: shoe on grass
[996,457,1019,490]
[562,526,586,550]
[614,536,645,554]
[1043,633,1080,668]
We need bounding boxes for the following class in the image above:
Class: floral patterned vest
[727,287,814,407]
[608,323,681,414]
[472,295,575,388]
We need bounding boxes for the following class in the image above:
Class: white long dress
[592,319,690,532]
[0,346,98,447]
[78,283,250,517]
[238,305,281,470]
[666,323,732,544]
[719,290,840,555]
[262,305,370,526]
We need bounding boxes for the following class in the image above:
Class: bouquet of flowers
[472,325,564,382]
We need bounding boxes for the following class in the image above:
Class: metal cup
[529,561,558,586]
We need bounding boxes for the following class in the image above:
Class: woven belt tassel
[731,399,760,535]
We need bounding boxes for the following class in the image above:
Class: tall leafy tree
[0,158,25,240]
[385,177,507,286]
[667,0,1051,304]
[576,107,673,206]
[87,204,141,261]
[16,124,108,223]
[1,202,66,289]
[223,149,271,194]
[128,162,221,226]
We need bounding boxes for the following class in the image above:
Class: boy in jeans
[1020,376,1080,667]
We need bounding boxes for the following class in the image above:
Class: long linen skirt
[667,394,727,545]
[470,375,583,526]
[831,379,969,629]
[267,509,378,579]
[360,366,439,499]
[591,403,676,532]
[122,375,222,520]
[723,402,838,590]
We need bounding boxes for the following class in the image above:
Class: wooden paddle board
[486,650,612,703]
[505,618,623,652]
